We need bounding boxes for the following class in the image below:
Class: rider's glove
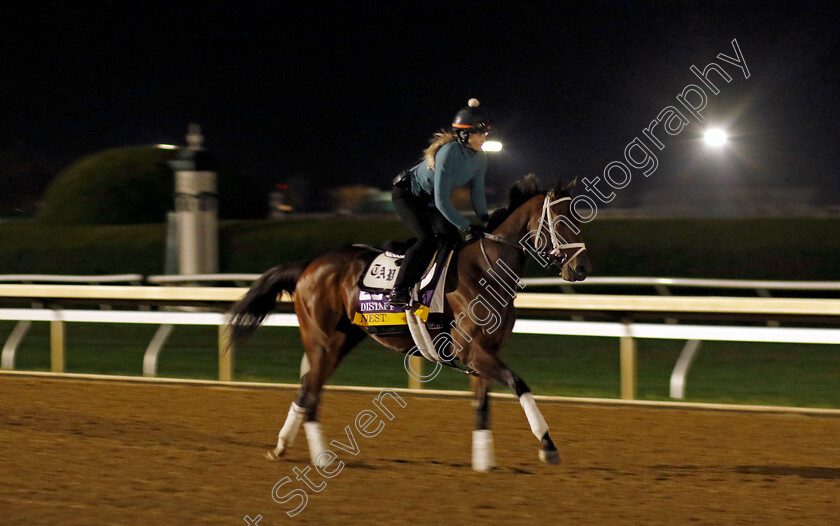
[466,224,486,242]
[480,214,490,227]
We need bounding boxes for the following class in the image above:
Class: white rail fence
[1,279,839,400]
[144,274,840,294]
[521,276,840,292]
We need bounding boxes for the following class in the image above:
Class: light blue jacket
[409,140,488,232]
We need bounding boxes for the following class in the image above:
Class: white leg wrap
[472,430,496,472]
[304,421,327,466]
[277,402,306,450]
[519,393,549,440]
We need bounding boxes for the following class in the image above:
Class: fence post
[669,339,702,399]
[408,355,423,389]
[50,318,65,373]
[2,320,32,369]
[219,324,233,382]
[619,322,636,400]
[143,324,174,377]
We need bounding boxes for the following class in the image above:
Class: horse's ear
[553,176,565,196]
[508,184,524,208]
[564,177,578,195]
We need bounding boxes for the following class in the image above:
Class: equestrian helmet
[451,98,493,138]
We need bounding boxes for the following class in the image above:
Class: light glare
[482,141,503,152]
[703,129,727,147]
[157,144,177,149]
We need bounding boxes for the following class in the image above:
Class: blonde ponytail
[423,130,457,170]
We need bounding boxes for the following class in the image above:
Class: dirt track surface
[1,376,839,525]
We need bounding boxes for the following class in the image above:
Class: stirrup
[387,287,411,306]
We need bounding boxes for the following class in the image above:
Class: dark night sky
[2,1,838,206]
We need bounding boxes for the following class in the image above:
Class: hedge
[0,217,837,280]
[38,146,265,225]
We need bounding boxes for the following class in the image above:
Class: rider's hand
[480,214,490,227]
[466,224,486,241]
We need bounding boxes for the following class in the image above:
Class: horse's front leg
[471,375,495,471]
[471,353,560,465]
[512,373,560,464]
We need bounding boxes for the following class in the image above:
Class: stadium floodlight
[482,141,503,152]
[703,129,727,147]
[157,144,178,149]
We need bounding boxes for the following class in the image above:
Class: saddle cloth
[358,251,403,293]
[353,248,452,335]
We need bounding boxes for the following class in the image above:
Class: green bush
[38,146,265,225]
[39,146,176,225]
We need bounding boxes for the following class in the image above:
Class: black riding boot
[388,181,459,307]
[387,286,411,306]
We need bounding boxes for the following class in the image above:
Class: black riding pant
[391,184,461,289]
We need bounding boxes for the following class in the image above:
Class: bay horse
[227,174,591,471]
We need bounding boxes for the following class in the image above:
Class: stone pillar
[169,124,219,275]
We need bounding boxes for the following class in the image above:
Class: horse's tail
[226,260,311,347]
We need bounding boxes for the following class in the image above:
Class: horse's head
[524,176,592,282]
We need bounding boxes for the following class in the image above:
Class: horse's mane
[486,173,564,232]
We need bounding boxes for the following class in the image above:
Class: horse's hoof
[265,445,285,461]
[539,448,561,465]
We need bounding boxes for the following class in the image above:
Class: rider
[387,98,492,306]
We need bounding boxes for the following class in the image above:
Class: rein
[478,234,521,272]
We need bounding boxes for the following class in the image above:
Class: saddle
[352,244,453,336]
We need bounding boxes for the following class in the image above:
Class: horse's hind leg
[265,374,309,460]
[471,375,496,471]
[471,353,560,465]
[269,323,365,464]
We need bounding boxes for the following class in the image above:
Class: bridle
[480,193,587,274]
[535,194,587,272]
